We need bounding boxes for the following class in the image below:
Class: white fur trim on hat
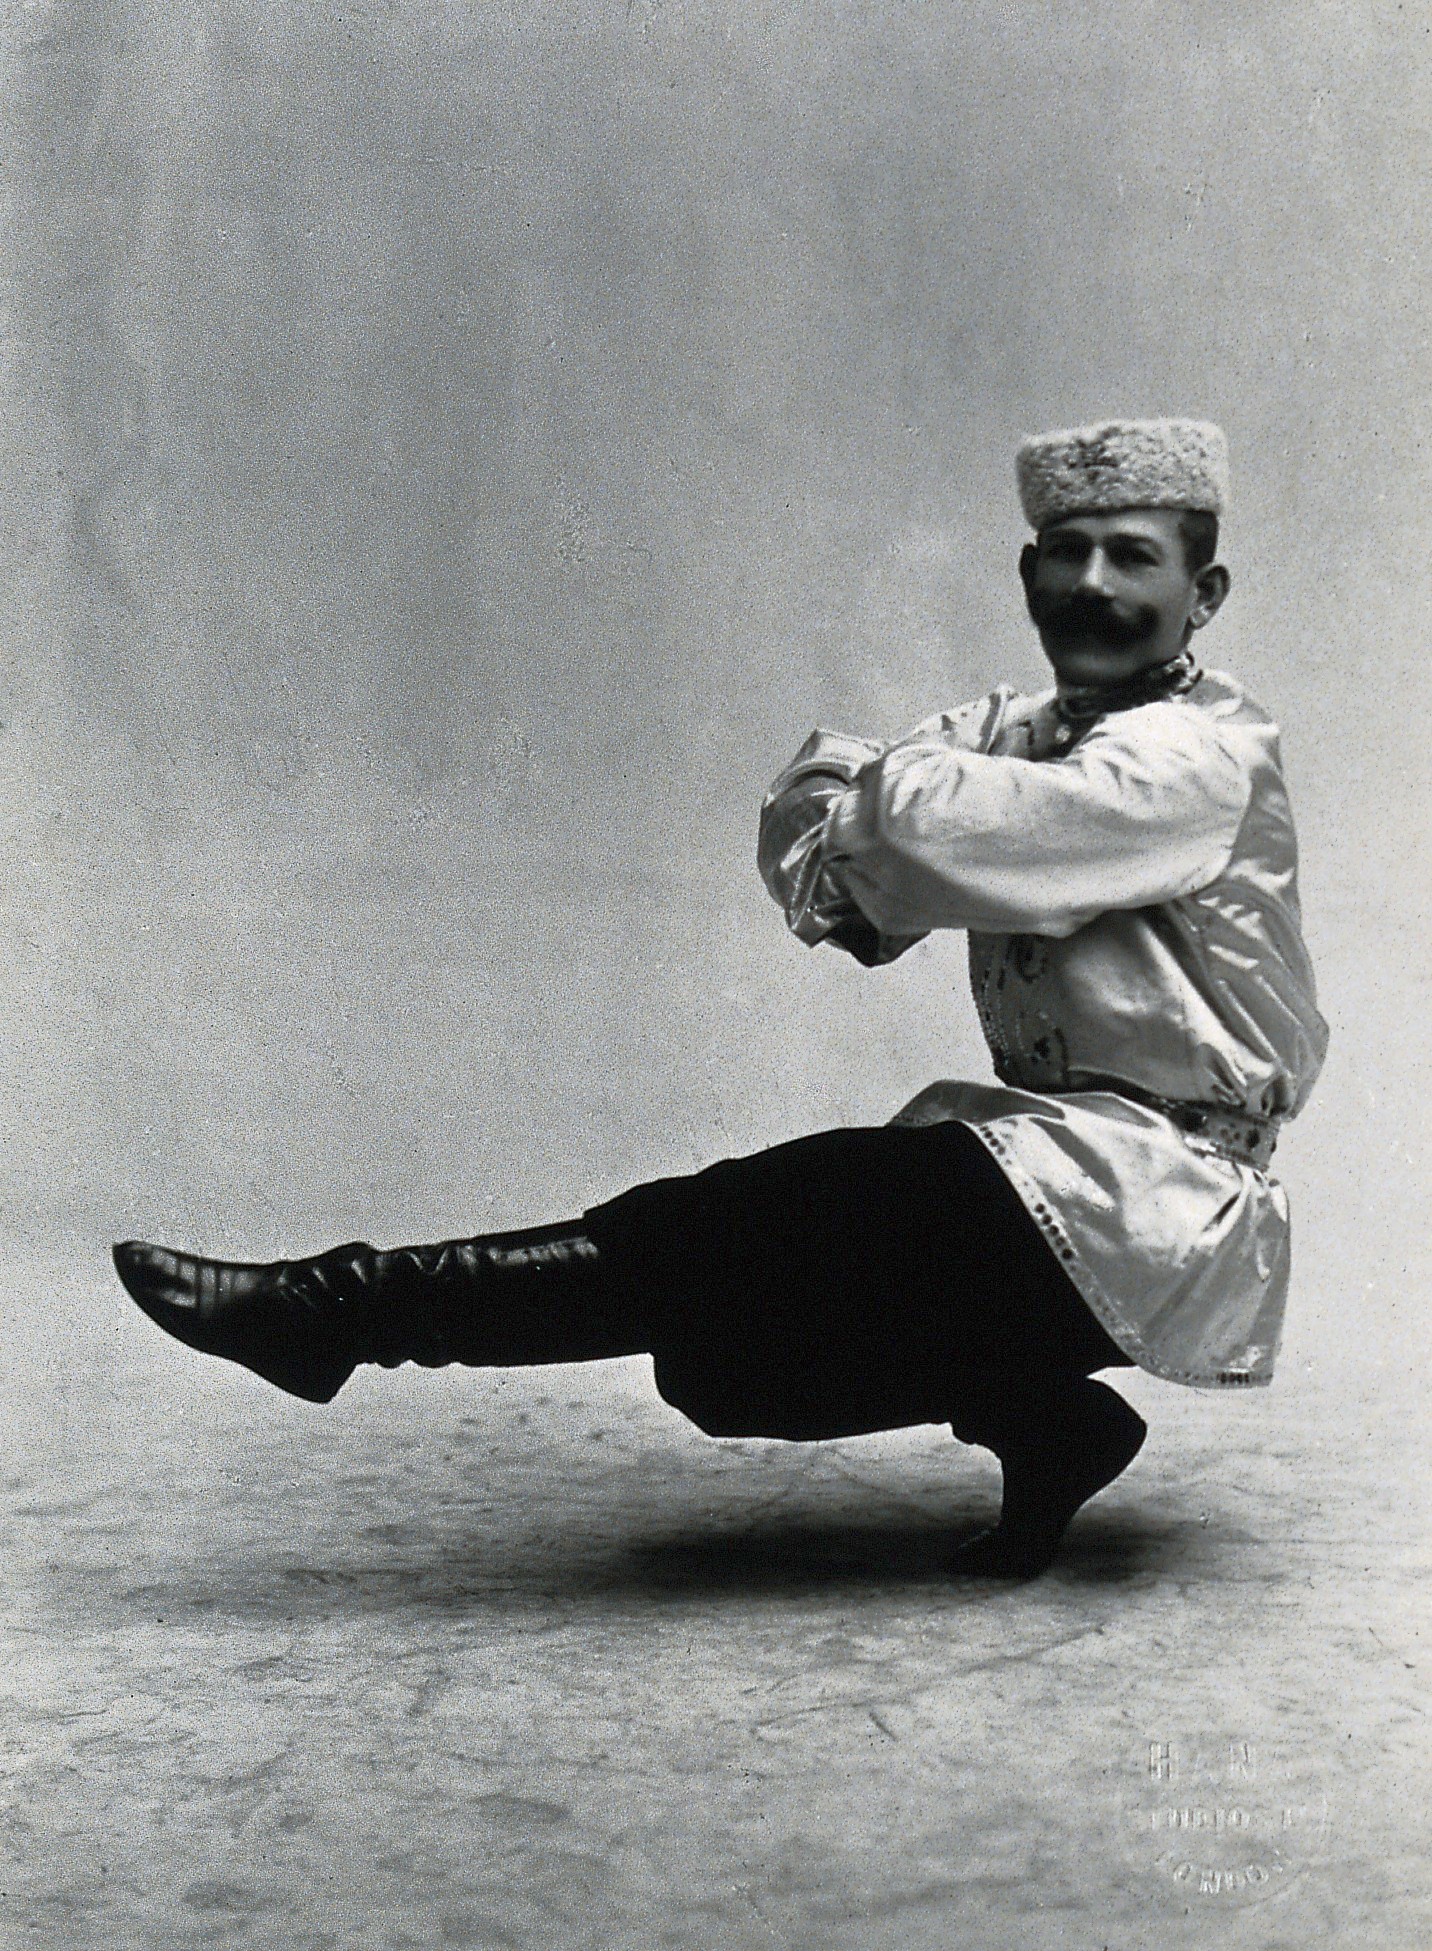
[1016,419,1230,528]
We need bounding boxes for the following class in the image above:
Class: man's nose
[1073,549,1114,595]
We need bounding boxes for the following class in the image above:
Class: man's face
[1019,508,1220,688]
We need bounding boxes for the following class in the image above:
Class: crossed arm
[758,700,1251,961]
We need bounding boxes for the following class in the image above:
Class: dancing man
[114,418,1327,1577]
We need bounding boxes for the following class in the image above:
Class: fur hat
[1016,419,1230,529]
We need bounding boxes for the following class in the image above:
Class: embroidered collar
[1055,647,1202,730]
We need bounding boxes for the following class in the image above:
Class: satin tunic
[758,669,1328,1389]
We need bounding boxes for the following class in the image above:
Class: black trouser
[581,1121,1130,1445]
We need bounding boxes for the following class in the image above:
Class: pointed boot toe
[111,1239,356,1405]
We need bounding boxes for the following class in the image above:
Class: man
[113,418,1327,1577]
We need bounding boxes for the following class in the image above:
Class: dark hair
[1177,509,1219,574]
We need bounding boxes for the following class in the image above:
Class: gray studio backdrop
[3,1,1428,1389]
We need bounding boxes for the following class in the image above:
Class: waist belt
[1068,1076,1280,1171]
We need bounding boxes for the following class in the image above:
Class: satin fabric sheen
[758,669,1328,1389]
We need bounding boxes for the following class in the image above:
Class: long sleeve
[758,729,924,963]
[822,703,1252,940]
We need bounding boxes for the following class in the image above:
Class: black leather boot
[112,1222,627,1405]
[948,1376,1147,1578]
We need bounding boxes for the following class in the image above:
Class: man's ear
[1188,562,1231,633]
[1018,540,1039,617]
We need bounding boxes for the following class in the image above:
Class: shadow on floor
[626,1507,1187,1593]
[94,1507,1193,1625]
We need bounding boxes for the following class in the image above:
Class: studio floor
[3,1239,1427,1951]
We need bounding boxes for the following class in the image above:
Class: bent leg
[948,1372,1146,1578]
[589,1121,1147,1571]
[585,1120,1130,1440]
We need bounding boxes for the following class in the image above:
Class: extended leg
[114,1123,1014,1419]
[113,1220,645,1403]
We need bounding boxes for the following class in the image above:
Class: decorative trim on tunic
[964,1116,1273,1393]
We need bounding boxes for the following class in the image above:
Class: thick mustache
[1038,595,1157,646]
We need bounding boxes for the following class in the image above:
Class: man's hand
[758,733,926,965]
